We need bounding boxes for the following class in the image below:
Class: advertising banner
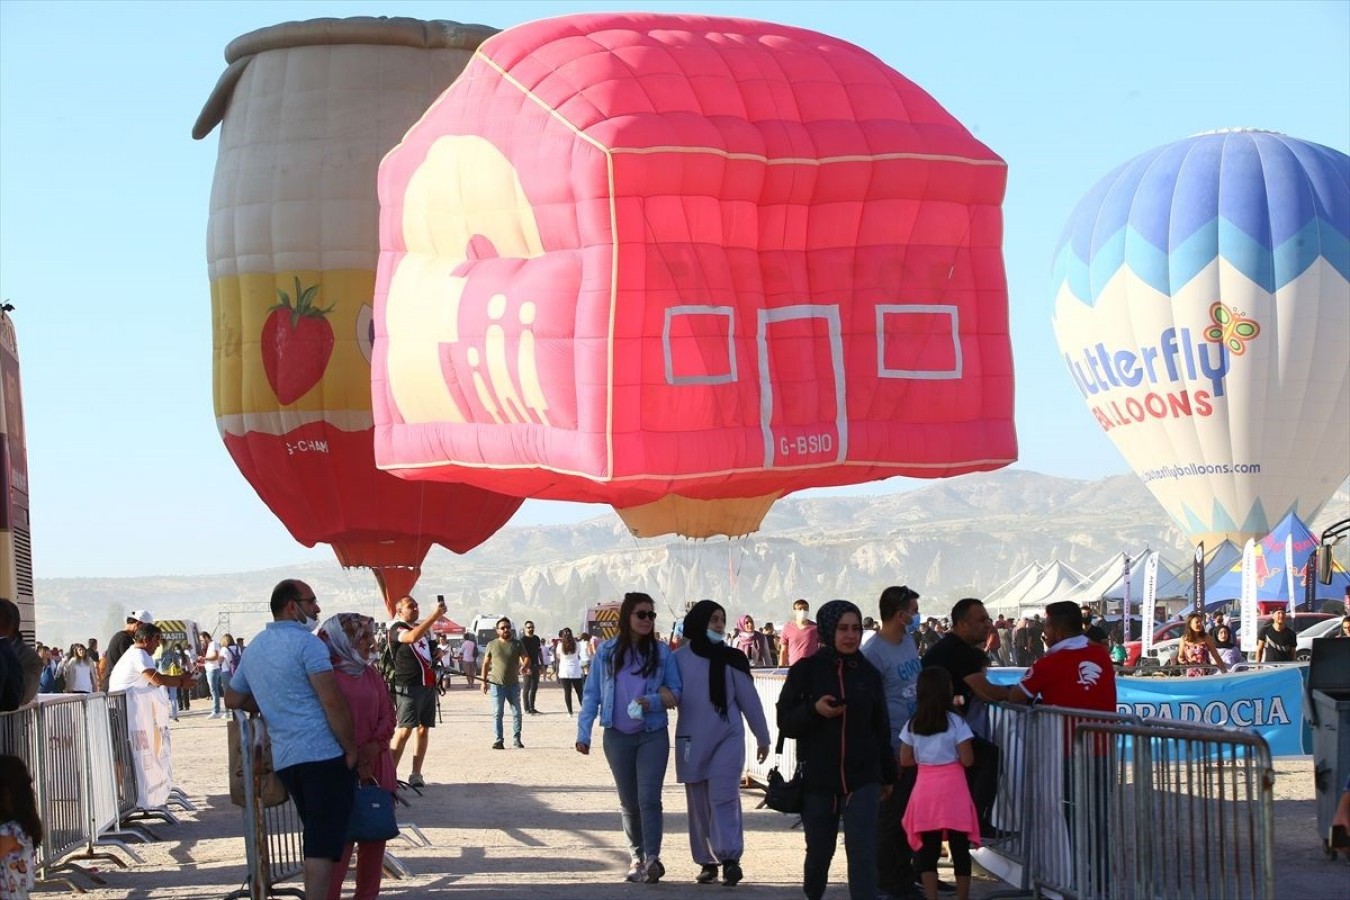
[989,665,1307,756]
[1114,666,1306,756]
[123,686,173,808]
[1240,539,1258,654]
[1141,553,1158,660]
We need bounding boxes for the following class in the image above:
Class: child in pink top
[900,668,980,900]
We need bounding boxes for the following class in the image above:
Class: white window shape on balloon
[875,304,962,380]
[663,306,737,386]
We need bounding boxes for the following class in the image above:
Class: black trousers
[523,670,541,711]
[877,765,918,895]
[966,736,1000,829]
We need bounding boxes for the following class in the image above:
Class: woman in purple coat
[674,600,771,886]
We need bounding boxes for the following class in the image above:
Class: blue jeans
[801,782,880,900]
[490,684,522,743]
[602,727,669,862]
[207,668,223,715]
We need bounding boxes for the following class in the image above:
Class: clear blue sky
[1,0,1346,578]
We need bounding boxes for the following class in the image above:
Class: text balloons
[373,13,1017,539]
[1052,130,1350,546]
[196,18,521,611]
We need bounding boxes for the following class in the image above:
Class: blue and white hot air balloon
[1051,130,1349,546]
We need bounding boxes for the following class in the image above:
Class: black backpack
[378,636,399,688]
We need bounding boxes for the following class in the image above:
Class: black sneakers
[491,740,504,750]
[721,860,743,886]
[695,864,719,884]
[643,858,665,883]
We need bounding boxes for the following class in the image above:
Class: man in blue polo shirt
[225,579,358,898]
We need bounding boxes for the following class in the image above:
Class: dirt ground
[41,681,1347,899]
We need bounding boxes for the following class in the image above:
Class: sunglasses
[632,610,657,621]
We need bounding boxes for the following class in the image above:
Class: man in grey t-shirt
[863,585,924,900]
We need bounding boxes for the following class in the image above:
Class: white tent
[1069,551,1191,606]
[986,559,1086,616]
[983,562,1043,609]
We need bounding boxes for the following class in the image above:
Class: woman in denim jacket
[576,592,682,884]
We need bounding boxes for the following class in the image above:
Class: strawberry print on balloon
[262,277,335,404]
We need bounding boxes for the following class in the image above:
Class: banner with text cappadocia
[1050,131,1350,547]
[988,666,1307,756]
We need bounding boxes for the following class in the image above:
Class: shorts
[276,755,355,860]
[395,683,437,729]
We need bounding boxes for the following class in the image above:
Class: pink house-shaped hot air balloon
[374,13,1017,538]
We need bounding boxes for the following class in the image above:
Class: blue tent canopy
[1204,513,1350,607]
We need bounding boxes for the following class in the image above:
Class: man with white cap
[100,609,153,693]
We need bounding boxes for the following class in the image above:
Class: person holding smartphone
[388,595,446,788]
[776,599,897,900]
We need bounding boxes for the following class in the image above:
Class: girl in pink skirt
[900,667,980,900]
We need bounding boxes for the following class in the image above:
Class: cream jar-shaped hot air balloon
[194,18,522,610]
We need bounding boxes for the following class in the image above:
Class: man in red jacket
[1009,600,1118,893]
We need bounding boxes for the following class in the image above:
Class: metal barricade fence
[33,696,97,882]
[982,701,1036,880]
[1075,719,1274,900]
[227,711,304,900]
[744,669,791,788]
[982,703,1142,898]
[82,694,121,836]
[0,706,43,873]
[104,691,143,824]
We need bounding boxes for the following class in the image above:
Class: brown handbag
[227,713,289,808]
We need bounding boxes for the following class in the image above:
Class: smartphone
[1333,824,1350,850]
[436,594,447,608]
[827,697,848,708]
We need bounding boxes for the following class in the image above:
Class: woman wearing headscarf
[776,599,897,900]
[318,613,396,900]
[674,601,771,886]
[731,614,773,667]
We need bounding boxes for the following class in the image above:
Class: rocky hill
[34,470,1349,648]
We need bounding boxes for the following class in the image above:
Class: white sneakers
[625,859,646,882]
[408,772,426,788]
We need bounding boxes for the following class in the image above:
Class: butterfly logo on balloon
[1204,302,1260,356]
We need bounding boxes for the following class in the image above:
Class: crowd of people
[11,584,1343,900]
[182,580,1126,900]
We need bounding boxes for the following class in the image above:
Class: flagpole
[1192,542,1205,618]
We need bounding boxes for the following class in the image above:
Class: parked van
[468,614,508,649]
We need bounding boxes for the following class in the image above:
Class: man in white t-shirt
[110,623,194,694]
[200,631,224,718]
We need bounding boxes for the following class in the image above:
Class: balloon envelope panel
[1051,131,1350,546]
[374,13,1017,536]
[201,18,522,588]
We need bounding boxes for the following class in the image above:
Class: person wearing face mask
[778,598,820,666]
[862,586,927,900]
[576,592,683,884]
[777,599,898,900]
[672,600,770,886]
[225,579,359,900]
[317,613,396,900]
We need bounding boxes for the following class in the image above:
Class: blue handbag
[347,781,399,842]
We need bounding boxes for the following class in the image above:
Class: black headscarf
[815,599,863,663]
[684,600,751,720]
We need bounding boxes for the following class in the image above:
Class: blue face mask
[705,629,725,644]
[906,614,922,635]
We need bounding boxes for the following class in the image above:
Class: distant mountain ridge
[34,470,1350,649]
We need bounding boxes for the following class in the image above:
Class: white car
[1295,616,1346,660]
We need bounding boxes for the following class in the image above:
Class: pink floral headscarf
[318,613,375,677]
